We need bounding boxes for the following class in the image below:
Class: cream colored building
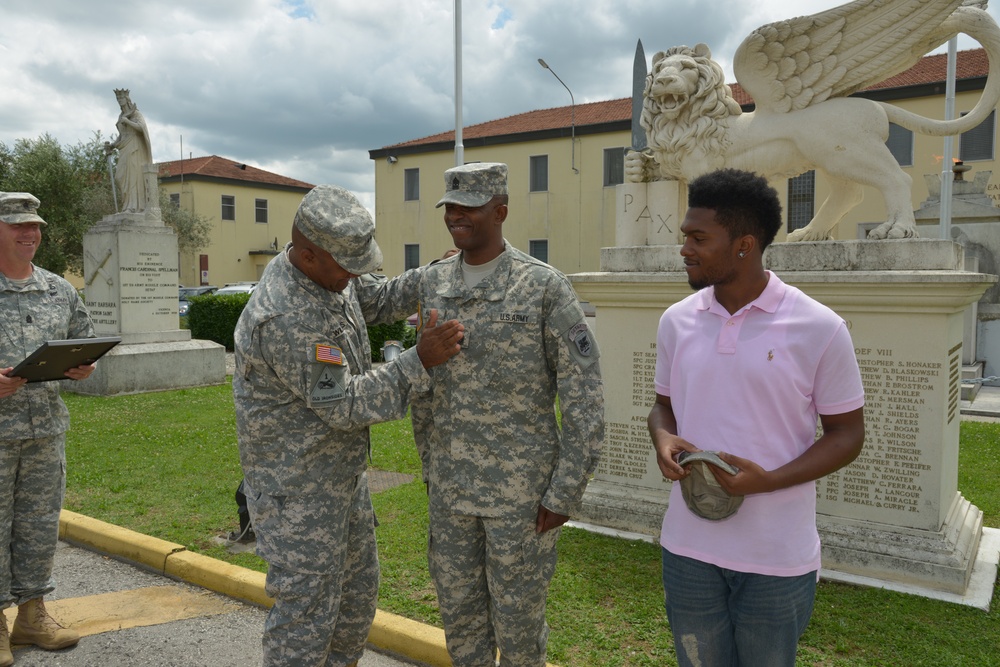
[158,155,313,287]
[370,49,996,276]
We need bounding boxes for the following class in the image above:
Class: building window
[529,155,548,192]
[787,171,815,232]
[169,193,180,208]
[221,195,235,221]
[960,110,995,162]
[255,198,268,224]
[603,147,627,186]
[404,244,420,270]
[404,169,420,201]
[886,123,913,167]
[529,239,548,263]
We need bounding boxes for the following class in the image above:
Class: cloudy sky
[2,0,996,212]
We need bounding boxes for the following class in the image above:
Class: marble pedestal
[75,213,225,396]
[571,239,997,595]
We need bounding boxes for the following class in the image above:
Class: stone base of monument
[69,335,226,396]
[817,492,983,594]
[77,212,227,395]
[571,239,998,598]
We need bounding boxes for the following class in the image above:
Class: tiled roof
[390,98,632,148]
[157,155,314,190]
[386,48,989,149]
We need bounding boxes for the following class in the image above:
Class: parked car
[213,282,258,296]
[178,285,216,317]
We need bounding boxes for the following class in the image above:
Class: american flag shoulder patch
[315,344,344,365]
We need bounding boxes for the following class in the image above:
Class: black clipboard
[9,336,122,382]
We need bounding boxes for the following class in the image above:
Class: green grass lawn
[63,382,1000,666]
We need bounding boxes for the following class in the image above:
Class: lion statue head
[641,44,743,179]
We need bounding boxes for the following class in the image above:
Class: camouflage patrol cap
[435,162,508,208]
[677,451,743,521]
[0,192,47,225]
[294,184,382,274]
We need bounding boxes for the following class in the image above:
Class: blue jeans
[661,548,816,667]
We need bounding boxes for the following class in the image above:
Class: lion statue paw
[867,220,919,240]
[786,226,835,243]
[624,149,658,183]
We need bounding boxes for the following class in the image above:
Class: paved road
[3,541,424,667]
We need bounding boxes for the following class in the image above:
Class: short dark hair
[687,169,782,250]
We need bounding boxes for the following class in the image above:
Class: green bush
[188,293,415,359]
[188,293,251,351]
[368,320,413,362]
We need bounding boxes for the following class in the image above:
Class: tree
[159,189,213,254]
[0,133,110,275]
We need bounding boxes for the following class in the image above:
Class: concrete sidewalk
[961,383,1000,419]
[4,538,427,667]
[39,510,451,667]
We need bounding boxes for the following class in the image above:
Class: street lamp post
[538,58,577,173]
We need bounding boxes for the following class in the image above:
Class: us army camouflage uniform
[0,267,94,611]
[413,242,604,667]
[233,248,426,667]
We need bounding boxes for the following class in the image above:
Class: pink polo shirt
[654,272,864,576]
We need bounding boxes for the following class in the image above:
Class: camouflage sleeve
[409,392,434,483]
[67,287,95,339]
[256,315,431,430]
[540,278,605,516]
[354,267,424,326]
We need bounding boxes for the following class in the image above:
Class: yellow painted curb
[59,510,184,573]
[58,511,560,667]
[164,550,273,609]
[370,608,450,667]
[55,511,465,664]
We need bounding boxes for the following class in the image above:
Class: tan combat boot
[10,598,79,651]
[0,614,13,667]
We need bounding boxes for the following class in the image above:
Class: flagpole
[454,0,464,167]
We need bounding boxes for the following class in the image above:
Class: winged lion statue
[625,0,1000,241]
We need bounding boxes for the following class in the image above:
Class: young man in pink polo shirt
[648,168,865,666]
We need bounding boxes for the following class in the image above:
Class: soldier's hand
[0,367,28,398]
[416,309,464,369]
[65,363,96,381]
[536,505,569,533]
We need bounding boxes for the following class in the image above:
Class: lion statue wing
[734,0,977,114]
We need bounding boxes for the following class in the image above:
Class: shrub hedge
[188,293,251,351]
[188,292,414,360]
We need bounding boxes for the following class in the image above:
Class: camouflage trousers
[0,435,66,610]
[428,506,560,667]
[247,473,379,667]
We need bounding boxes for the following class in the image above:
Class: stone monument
[75,90,224,395]
[571,0,1000,602]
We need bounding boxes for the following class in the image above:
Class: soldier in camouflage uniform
[233,185,463,667]
[412,163,604,667]
[0,193,95,666]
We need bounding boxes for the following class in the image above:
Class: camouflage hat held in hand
[677,451,743,521]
